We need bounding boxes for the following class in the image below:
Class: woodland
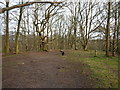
[0,0,119,56]
[0,0,120,88]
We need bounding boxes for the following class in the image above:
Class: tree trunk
[112,5,117,56]
[46,23,49,50]
[83,44,88,51]
[5,1,10,54]
[50,26,53,50]
[74,26,77,50]
[27,8,30,51]
[33,24,36,51]
[117,1,120,53]
[15,7,23,54]
[106,2,111,56]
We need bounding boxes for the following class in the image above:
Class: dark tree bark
[5,1,10,54]
[117,1,120,53]
[15,7,23,54]
[106,2,111,56]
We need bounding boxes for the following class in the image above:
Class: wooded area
[1,0,120,88]
[0,0,119,56]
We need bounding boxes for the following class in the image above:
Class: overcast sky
[0,0,119,39]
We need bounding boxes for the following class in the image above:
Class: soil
[2,51,95,88]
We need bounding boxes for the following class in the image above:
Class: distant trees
[1,1,62,54]
[67,2,107,50]
[105,1,120,56]
[68,2,78,50]
[1,0,119,56]
[33,3,64,51]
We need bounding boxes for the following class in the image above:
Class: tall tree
[106,2,111,56]
[112,2,117,56]
[15,7,23,54]
[117,1,120,53]
[68,2,78,50]
[5,1,10,54]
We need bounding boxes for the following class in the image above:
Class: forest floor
[2,51,95,88]
[2,50,118,88]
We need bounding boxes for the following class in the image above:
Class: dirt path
[2,51,94,88]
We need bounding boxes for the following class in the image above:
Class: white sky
[0,0,119,39]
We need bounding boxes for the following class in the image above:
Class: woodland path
[2,51,94,88]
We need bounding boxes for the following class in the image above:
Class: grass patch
[66,50,118,88]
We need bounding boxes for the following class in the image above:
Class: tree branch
[0,1,62,14]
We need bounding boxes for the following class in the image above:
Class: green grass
[66,50,118,88]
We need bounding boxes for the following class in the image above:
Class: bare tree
[68,2,106,50]
[0,1,62,13]
[33,3,64,51]
[106,2,111,56]
[5,1,10,54]
[15,7,23,54]
[112,2,117,56]
[117,1,120,54]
